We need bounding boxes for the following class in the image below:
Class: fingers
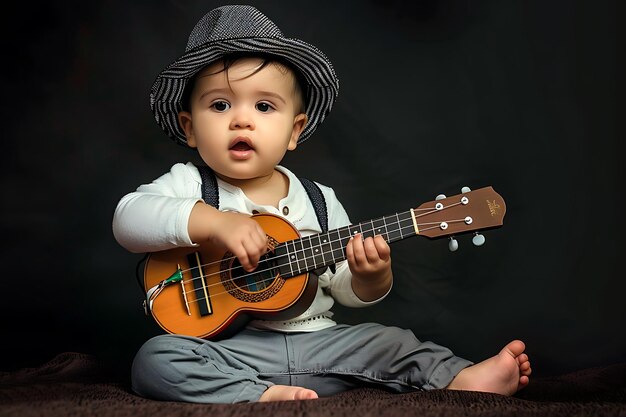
[213,213,267,272]
[233,241,266,272]
[346,234,390,267]
[372,235,391,261]
[237,223,267,271]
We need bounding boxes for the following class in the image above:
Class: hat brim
[150,37,339,146]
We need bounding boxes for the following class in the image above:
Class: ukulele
[142,186,506,339]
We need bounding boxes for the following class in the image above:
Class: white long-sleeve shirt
[113,162,388,332]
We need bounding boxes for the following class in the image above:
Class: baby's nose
[230,109,255,130]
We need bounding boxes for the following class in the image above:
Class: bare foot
[259,385,319,402]
[447,340,531,396]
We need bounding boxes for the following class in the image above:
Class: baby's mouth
[229,137,255,159]
[230,141,253,151]
[229,137,254,151]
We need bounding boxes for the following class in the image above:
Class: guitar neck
[274,210,416,278]
[272,186,506,278]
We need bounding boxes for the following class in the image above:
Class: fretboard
[274,210,416,278]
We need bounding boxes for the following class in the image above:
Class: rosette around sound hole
[220,252,285,302]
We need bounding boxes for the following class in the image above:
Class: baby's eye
[211,101,230,112]
[256,102,274,113]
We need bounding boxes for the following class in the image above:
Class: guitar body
[144,214,318,339]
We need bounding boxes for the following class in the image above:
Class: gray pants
[131,323,472,403]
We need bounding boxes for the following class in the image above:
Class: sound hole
[231,254,279,293]
[221,252,286,303]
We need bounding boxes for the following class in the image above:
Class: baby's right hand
[188,203,267,271]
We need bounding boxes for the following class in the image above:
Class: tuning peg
[448,237,459,252]
[436,194,447,200]
[472,233,486,246]
[461,186,471,193]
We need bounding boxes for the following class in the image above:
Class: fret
[396,213,404,240]
[308,234,326,268]
[371,217,389,241]
[387,211,415,243]
[328,229,344,262]
[319,232,333,264]
[274,243,292,278]
[302,238,315,272]
[288,240,300,276]
[347,223,360,238]
[283,239,297,275]
[359,220,375,239]
[401,211,416,232]
[338,226,354,254]
[292,239,308,273]
[384,214,403,243]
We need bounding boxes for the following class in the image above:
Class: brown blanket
[1,352,624,417]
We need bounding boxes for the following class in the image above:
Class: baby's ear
[288,113,308,150]
[178,111,197,147]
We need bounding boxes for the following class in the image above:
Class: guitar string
[154,222,418,311]
[175,212,413,287]
[178,215,416,298]
[155,221,466,314]
[175,201,461,289]
[176,222,414,301]
[163,203,450,284]
[150,200,470,309]
[165,218,470,309]
[175,201,466,292]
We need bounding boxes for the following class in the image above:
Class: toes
[260,385,319,402]
[519,375,530,387]
[516,352,531,378]
[294,389,318,400]
[503,340,526,358]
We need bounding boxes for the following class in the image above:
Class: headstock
[413,186,506,251]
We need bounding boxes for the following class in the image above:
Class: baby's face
[182,57,307,182]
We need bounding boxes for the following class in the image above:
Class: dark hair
[180,53,307,113]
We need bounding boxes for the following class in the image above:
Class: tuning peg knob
[436,194,447,201]
[461,186,471,193]
[472,233,486,246]
[448,237,459,252]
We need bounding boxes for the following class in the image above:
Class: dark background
[1,0,621,379]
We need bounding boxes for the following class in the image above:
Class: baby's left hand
[346,233,392,284]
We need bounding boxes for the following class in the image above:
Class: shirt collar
[213,165,307,219]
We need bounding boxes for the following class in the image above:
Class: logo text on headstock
[487,200,501,217]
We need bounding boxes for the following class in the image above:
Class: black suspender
[197,164,220,209]
[297,177,328,234]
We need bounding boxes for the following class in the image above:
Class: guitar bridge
[179,264,191,316]
[187,252,213,317]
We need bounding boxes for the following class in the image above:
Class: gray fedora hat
[150,5,340,146]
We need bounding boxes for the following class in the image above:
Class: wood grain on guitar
[143,186,506,339]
